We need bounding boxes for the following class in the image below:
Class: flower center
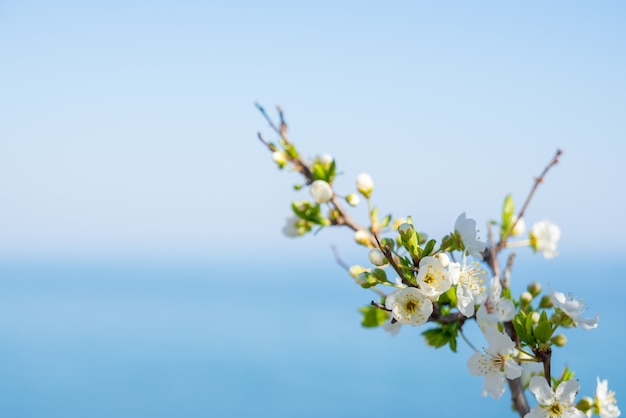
[404,300,417,313]
[546,402,563,417]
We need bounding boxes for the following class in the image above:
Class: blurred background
[0,1,624,417]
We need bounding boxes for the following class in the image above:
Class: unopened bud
[398,223,413,237]
[309,180,333,204]
[354,272,368,286]
[530,311,540,323]
[520,291,533,306]
[354,230,371,247]
[435,253,450,268]
[345,193,360,207]
[576,397,594,414]
[539,295,554,309]
[272,151,287,168]
[551,334,568,347]
[368,249,388,266]
[511,216,526,236]
[348,265,367,278]
[527,282,542,297]
[318,153,333,165]
[356,173,374,198]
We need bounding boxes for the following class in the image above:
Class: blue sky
[1,1,625,262]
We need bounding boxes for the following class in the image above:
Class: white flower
[281,215,300,237]
[594,377,621,418]
[551,290,599,330]
[476,276,516,332]
[448,255,487,317]
[455,213,487,260]
[385,287,433,326]
[309,180,333,204]
[356,172,374,197]
[520,360,544,389]
[467,327,523,399]
[368,249,388,266]
[415,256,451,298]
[525,376,586,418]
[530,220,561,259]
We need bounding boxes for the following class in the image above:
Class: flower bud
[511,216,526,236]
[309,180,333,204]
[435,253,450,268]
[529,311,540,324]
[368,249,388,266]
[539,295,554,309]
[527,282,542,297]
[576,397,593,414]
[398,223,413,237]
[348,265,367,278]
[391,218,406,230]
[354,230,371,247]
[551,334,568,347]
[345,193,360,207]
[520,291,533,306]
[354,272,368,286]
[272,150,287,168]
[318,153,333,165]
[356,173,374,198]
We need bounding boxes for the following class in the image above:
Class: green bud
[527,282,542,297]
[539,295,554,309]
[576,396,594,414]
[551,334,568,347]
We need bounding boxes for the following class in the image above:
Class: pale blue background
[0,1,625,417]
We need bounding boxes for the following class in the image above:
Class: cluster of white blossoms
[261,125,620,418]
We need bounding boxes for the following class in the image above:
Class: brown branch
[373,234,414,287]
[497,149,562,252]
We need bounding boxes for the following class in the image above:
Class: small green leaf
[380,214,392,229]
[358,305,388,328]
[422,239,437,257]
[500,194,515,240]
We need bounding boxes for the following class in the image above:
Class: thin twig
[497,149,562,252]
[373,233,414,287]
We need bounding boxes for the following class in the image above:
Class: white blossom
[594,377,621,418]
[455,212,487,260]
[281,215,300,237]
[415,256,451,298]
[467,327,523,399]
[551,290,599,330]
[530,220,561,259]
[309,180,333,204]
[272,150,287,167]
[476,276,516,332]
[448,255,487,317]
[356,172,374,197]
[385,287,433,326]
[525,376,586,418]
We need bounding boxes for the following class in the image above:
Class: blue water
[0,257,622,417]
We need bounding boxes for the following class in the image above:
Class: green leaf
[534,311,553,344]
[380,214,392,229]
[327,160,336,183]
[311,163,327,182]
[422,322,459,352]
[500,194,515,240]
[525,311,537,346]
[358,305,388,328]
[422,239,437,257]
[513,311,528,342]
